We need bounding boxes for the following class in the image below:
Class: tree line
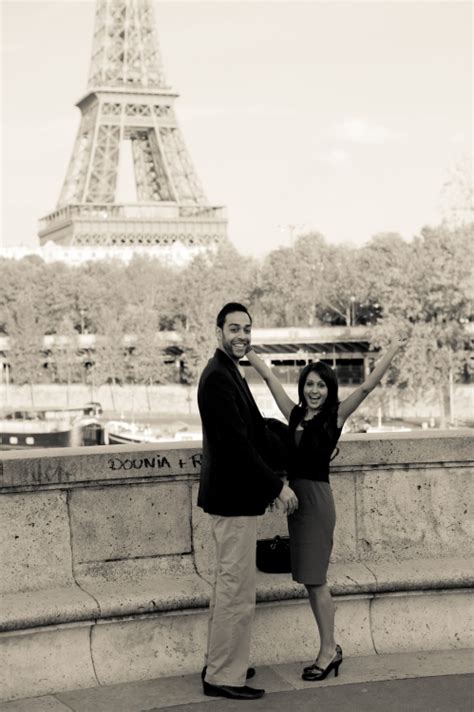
[0,222,472,410]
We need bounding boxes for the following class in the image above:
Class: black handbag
[256,535,291,574]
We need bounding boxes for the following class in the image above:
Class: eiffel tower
[38,0,226,253]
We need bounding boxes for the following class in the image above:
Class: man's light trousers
[204,515,257,687]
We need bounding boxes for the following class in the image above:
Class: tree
[7,294,47,406]
[73,260,129,334]
[440,156,474,229]
[369,224,472,422]
[358,232,412,322]
[255,232,378,328]
[0,256,46,334]
[129,313,170,410]
[173,242,256,382]
[256,245,307,326]
[123,255,178,331]
[34,262,79,334]
[93,309,128,410]
[49,316,80,405]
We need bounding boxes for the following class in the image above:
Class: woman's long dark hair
[297,361,339,415]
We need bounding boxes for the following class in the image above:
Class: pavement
[1,650,472,712]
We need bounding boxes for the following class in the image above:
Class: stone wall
[0,430,472,700]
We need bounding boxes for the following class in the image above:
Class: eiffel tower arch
[38,0,227,254]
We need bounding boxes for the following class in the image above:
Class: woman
[246,337,407,681]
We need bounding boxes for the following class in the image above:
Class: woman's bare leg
[305,583,337,668]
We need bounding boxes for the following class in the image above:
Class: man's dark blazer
[197,348,283,516]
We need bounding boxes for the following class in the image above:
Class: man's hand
[277,484,298,515]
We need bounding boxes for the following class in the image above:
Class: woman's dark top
[287,405,342,483]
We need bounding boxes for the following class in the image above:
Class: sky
[1,0,472,257]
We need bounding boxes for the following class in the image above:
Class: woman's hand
[337,331,409,426]
[393,333,409,350]
[246,348,265,369]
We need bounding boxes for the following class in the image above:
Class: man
[197,302,298,701]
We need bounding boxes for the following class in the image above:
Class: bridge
[1,430,472,701]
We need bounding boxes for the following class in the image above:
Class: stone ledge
[79,575,211,620]
[256,562,376,602]
[0,585,99,633]
[2,556,471,633]
[334,429,473,469]
[256,556,473,601]
[365,556,473,593]
[2,589,472,701]
[1,430,472,492]
[0,575,209,633]
[0,443,202,492]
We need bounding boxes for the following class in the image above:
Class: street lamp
[84,360,95,401]
[79,308,87,334]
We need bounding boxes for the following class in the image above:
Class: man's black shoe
[202,681,265,700]
[201,665,256,682]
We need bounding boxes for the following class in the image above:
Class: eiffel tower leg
[160,127,207,204]
[84,122,121,204]
[130,130,175,202]
[58,104,99,208]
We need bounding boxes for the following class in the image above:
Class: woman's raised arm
[337,335,408,428]
[246,349,296,421]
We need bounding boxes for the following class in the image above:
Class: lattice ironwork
[40,0,226,250]
[130,130,174,201]
[102,103,122,116]
[160,127,207,204]
[88,0,167,89]
[58,104,99,207]
[74,229,223,247]
[85,124,121,203]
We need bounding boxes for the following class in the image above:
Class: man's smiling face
[217,311,252,362]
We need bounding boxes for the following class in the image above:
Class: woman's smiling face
[303,372,328,412]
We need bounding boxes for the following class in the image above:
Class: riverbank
[1,383,472,425]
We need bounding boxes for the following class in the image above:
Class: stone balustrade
[0,430,472,701]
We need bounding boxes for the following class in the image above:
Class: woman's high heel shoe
[302,645,343,681]
[303,644,342,674]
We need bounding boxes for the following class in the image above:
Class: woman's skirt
[287,479,336,585]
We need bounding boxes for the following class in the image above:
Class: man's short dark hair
[216,302,252,329]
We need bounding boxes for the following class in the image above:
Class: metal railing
[39,203,227,231]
